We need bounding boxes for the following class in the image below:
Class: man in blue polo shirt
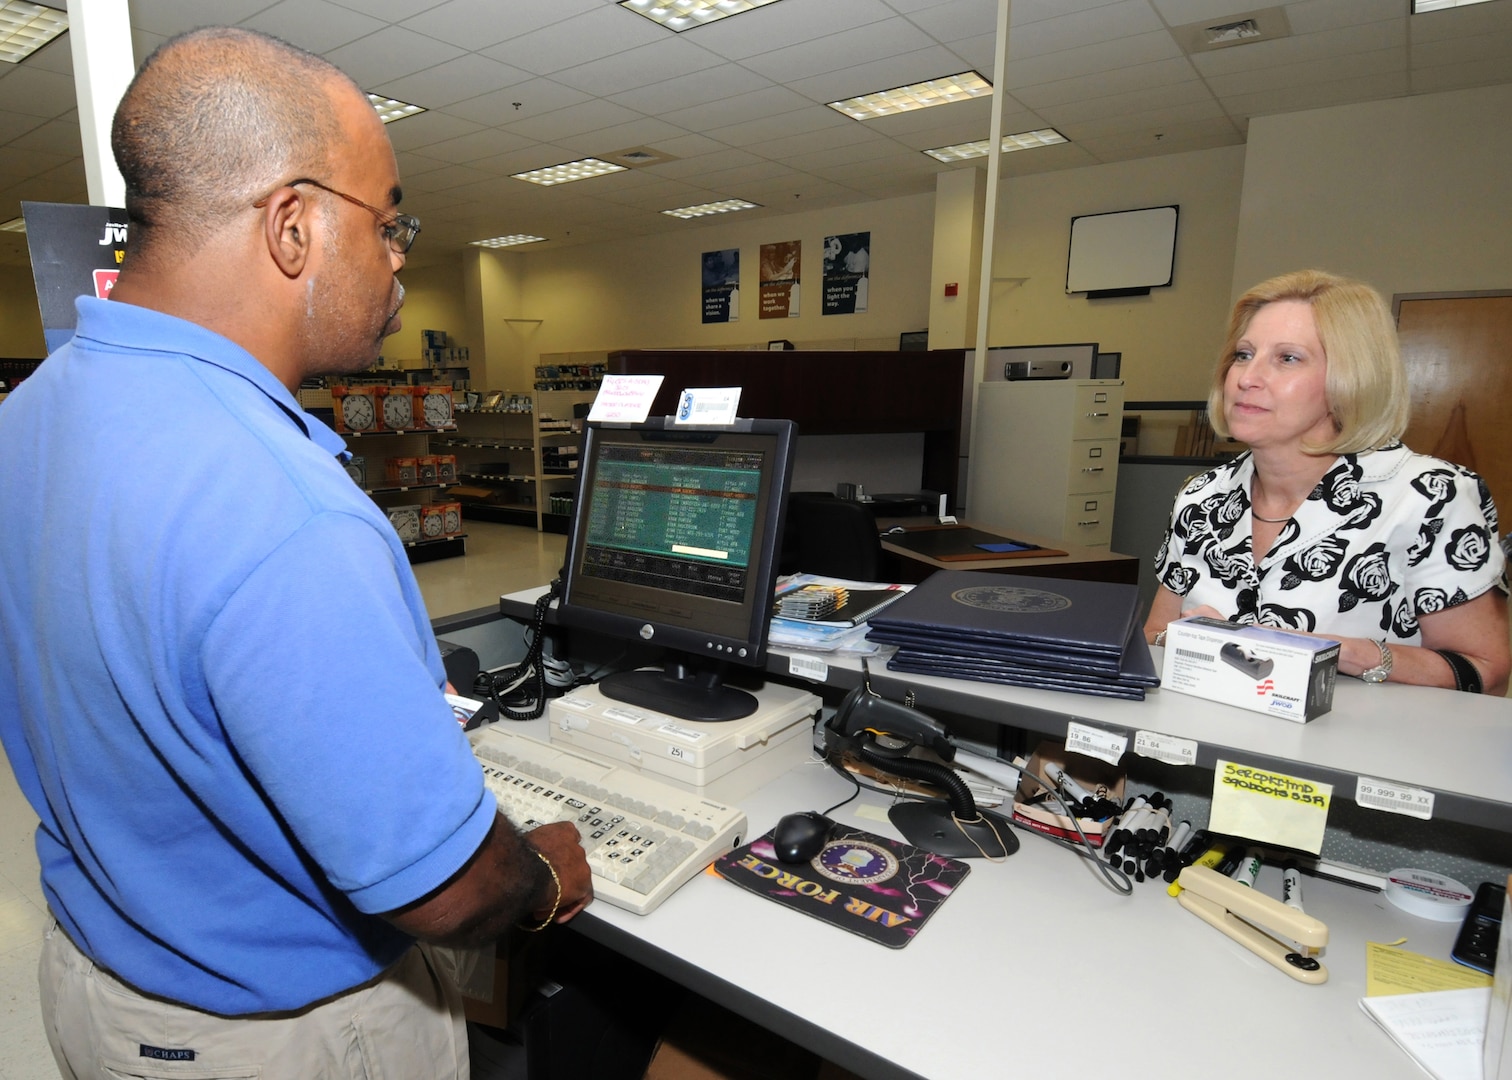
[0,27,590,1077]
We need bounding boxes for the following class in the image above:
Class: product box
[546,681,820,803]
[376,384,416,430]
[385,456,418,486]
[1012,741,1125,847]
[436,500,463,536]
[330,384,379,433]
[1161,616,1339,722]
[416,455,439,485]
[386,504,422,544]
[437,454,457,484]
[420,503,447,540]
[342,455,366,487]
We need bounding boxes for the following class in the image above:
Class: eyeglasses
[255,177,420,254]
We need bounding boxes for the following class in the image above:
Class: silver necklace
[1252,511,1293,523]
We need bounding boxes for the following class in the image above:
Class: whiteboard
[1065,205,1178,295]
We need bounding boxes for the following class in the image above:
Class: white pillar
[66,0,133,208]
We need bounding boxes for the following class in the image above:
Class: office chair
[782,492,885,581]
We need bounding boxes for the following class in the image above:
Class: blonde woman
[1145,270,1508,694]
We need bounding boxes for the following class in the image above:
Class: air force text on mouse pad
[709,825,969,947]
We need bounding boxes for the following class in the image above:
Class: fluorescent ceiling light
[512,158,628,186]
[661,199,760,220]
[924,128,1068,163]
[0,2,67,64]
[1413,0,1496,9]
[0,216,26,232]
[828,71,992,122]
[471,235,547,248]
[367,93,425,123]
[618,0,782,32]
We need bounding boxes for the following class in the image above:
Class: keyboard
[469,724,749,915]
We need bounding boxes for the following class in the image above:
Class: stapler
[1176,863,1328,984]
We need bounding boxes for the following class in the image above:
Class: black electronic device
[1220,642,1274,681]
[557,417,797,723]
[822,666,1017,860]
[772,812,835,864]
[1451,880,1505,974]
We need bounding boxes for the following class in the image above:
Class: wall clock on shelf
[381,388,414,431]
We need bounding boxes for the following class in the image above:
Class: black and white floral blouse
[1154,444,1506,643]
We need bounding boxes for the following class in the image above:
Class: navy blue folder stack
[865,571,1160,700]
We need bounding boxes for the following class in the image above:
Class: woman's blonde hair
[1207,269,1410,455]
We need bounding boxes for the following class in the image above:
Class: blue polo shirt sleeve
[200,509,495,916]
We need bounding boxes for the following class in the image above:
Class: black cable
[475,580,562,720]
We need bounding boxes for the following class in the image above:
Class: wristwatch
[1360,639,1393,684]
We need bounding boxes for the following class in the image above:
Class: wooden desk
[875,518,1140,585]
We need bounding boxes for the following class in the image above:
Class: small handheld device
[1451,880,1505,974]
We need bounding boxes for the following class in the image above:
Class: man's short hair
[1208,269,1411,455]
[112,27,354,261]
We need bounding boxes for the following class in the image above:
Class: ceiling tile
[1033,80,1216,126]
[324,0,449,22]
[1012,57,1200,111]
[384,112,487,153]
[608,67,778,117]
[241,0,388,55]
[1286,0,1406,35]
[555,116,692,155]
[689,0,901,61]
[1203,45,1405,98]
[399,0,602,50]
[737,15,936,85]
[551,39,727,98]
[324,26,468,87]
[1217,70,1409,119]
[901,0,997,40]
[8,118,79,156]
[1409,0,1512,43]
[1190,19,1405,76]
[1412,53,1512,95]
[1052,97,1227,141]
[127,0,281,36]
[783,44,978,102]
[413,127,538,165]
[0,67,83,121]
[704,105,855,149]
[660,86,814,133]
[442,80,593,127]
[503,98,647,142]
[999,30,1184,88]
[375,54,536,109]
[482,6,666,76]
[1006,0,1166,59]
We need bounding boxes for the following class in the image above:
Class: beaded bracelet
[516,849,562,933]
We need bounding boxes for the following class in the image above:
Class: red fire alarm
[944,282,959,297]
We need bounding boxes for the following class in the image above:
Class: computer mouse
[772,811,835,864]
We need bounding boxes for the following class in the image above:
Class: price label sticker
[1133,730,1198,767]
[787,654,829,682]
[1356,777,1435,820]
[1064,721,1127,766]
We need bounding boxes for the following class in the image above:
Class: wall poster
[822,231,869,316]
[758,240,800,319]
[701,247,740,324]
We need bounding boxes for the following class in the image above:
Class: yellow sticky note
[1208,759,1331,854]
[1365,940,1493,996]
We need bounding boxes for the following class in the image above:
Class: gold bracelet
[516,849,562,933]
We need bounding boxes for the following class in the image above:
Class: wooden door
[1394,294,1512,531]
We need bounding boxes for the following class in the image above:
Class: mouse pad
[707,824,969,948]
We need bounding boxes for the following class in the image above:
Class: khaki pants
[40,921,469,1080]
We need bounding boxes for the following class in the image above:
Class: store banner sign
[822,231,870,316]
[759,240,800,319]
[23,201,128,353]
[701,247,740,324]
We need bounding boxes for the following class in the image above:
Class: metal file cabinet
[965,379,1124,547]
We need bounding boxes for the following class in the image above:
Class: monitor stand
[596,661,758,723]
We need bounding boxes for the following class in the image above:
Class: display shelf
[448,388,595,531]
[337,423,465,563]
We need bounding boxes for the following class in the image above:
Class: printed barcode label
[1355,777,1435,820]
[1134,730,1198,767]
[787,654,829,682]
[1175,648,1214,662]
[1064,721,1127,766]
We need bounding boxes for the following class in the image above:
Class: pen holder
[1012,742,1124,847]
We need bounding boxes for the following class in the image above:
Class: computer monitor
[558,417,797,723]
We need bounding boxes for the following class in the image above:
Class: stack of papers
[768,575,911,654]
[864,571,1160,700]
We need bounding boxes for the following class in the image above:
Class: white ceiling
[1,0,1510,269]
